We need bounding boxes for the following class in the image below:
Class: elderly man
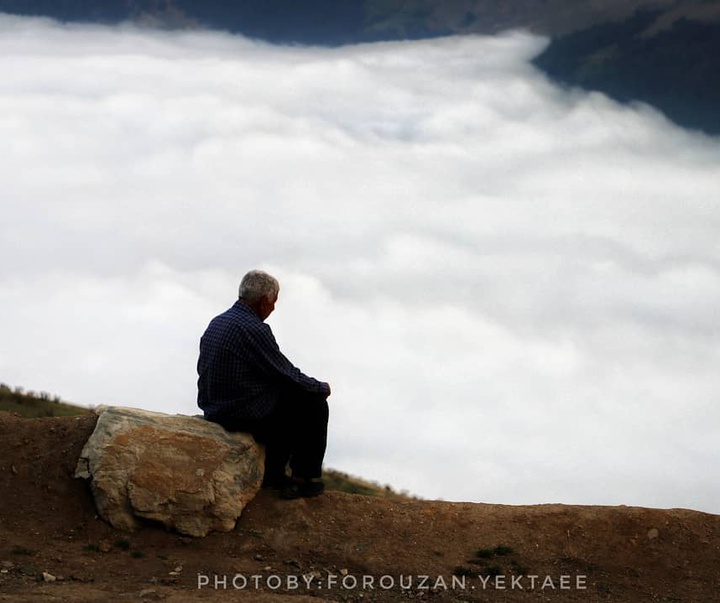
[197,269,331,499]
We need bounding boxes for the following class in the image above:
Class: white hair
[238,270,279,303]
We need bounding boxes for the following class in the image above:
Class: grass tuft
[114,538,131,551]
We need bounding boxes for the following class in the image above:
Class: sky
[1,14,719,514]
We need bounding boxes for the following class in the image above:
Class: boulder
[75,406,264,537]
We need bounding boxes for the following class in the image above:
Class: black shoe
[280,480,325,500]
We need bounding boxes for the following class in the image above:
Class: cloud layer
[1,15,719,512]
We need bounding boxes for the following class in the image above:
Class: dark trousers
[219,391,329,481]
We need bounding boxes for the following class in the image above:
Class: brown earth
[1,412,719,603]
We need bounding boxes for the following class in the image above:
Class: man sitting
[197,269,331,499]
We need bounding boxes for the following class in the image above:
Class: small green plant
[467,544,526,578]
[475,548,495,559]
[474,544,514,559]
[10,545,35,556]
[83,543,101,552]
[114,538,131,551]
[131,550,145,559]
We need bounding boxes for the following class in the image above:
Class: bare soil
[1,412,719,603]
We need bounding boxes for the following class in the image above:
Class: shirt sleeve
[246,321,330,396]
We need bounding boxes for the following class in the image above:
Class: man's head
[239,270,280,320]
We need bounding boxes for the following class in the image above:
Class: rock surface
[75,406,264,537]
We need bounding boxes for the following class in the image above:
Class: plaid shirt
[197,300,330,422]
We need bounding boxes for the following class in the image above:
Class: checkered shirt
[197,300,329,422]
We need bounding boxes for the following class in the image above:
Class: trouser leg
[257,418,292,482]
[284,392,329,480]
[207,391,329,482]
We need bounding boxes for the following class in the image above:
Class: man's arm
[247,322,331,396]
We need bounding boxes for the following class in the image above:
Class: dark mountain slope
[1,0,718,134]
[533,9,720,134]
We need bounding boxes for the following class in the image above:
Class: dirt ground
[1,412,719,603]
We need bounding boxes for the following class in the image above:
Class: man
[197,269,331,499]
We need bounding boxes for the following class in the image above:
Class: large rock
[75,406,264,537]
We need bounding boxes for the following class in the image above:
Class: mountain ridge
[1,0,718,134]
[5,0,719,39]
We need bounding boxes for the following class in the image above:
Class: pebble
[42,572,57,583]
[138,589,161,600]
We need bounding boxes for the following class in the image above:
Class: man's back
[198,299,329,423]
[197,300,276,421]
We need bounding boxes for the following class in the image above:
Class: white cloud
[1,15,719,513]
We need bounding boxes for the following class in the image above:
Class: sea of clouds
[1,14,719,511]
